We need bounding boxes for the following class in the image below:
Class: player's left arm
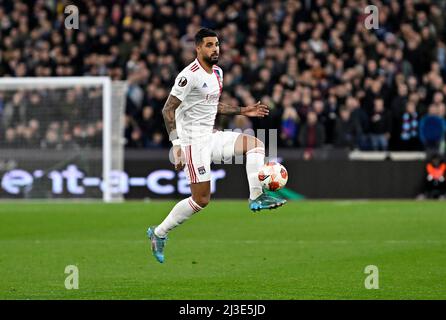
[217,101,269,117]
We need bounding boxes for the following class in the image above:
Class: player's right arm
[162,94,184,171]
[163,71,195,171]
[162,94,182,141]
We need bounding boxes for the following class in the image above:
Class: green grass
[0,200,446,299]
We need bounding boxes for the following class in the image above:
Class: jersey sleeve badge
[178,77,188,87]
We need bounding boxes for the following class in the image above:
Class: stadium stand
[1,0,446,154]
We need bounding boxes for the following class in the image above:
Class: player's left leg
[148,183,208,263]
[233,134,286,211]
[148,142,211,263]
[211,131,285,212]
[234,134,264,200]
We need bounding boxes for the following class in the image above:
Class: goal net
[0,77,127,202]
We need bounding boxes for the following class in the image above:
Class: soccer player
[147,28,286,263]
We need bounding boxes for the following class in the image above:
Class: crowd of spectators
[1,0,446,155]
[0,87,103,149]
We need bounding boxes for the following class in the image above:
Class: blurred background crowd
[0,87,103,149]
[1,0,446,154]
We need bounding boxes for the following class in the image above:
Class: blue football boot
[249,193,287,212]
[147,226,168,263]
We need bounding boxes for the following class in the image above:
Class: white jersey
[170,58,223,145]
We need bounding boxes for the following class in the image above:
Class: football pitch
[0,200,445,300]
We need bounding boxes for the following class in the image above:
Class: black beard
[204,55,218,65]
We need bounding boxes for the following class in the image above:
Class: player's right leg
[147,143,211,263]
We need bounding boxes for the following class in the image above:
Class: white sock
[155,197,202,238]
[246,147,265,200]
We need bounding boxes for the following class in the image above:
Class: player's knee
[246,136,264,152]
[194,195,210,208]
[254,138,264,150]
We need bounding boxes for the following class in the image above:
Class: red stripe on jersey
[187,145,197,183]
[196,59,206,70]
[184,146,194,183]
[185,148,193,183]
[213,69,222,94]
[189,145,198,183]
[190,64,199,72]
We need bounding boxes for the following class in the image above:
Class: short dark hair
[195,28,218,45]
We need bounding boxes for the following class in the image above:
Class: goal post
[0,77,127,202]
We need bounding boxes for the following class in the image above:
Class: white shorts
[182,130,241,184]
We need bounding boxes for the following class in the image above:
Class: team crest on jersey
[198,166,206,175]
[178,76,187,87]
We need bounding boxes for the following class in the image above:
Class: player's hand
[173,145,185,171]
[242,101,269,118]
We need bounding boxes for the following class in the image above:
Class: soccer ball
[258,162,288,191]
